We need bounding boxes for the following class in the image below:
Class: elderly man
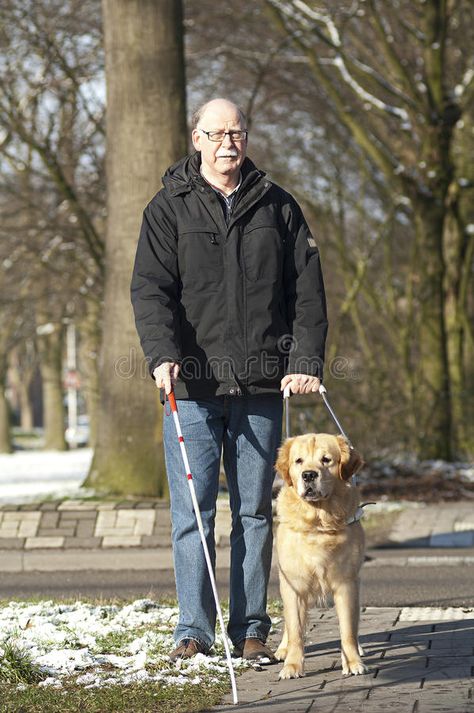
[131,98,328,663]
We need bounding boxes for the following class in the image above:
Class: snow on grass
[0,598,250,691]
[0,449,94,503]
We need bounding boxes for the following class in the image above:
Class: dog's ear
[336,435,364,481]
[275,437,296,486]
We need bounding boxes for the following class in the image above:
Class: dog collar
[346,507,364,525]
[346,502,376,526]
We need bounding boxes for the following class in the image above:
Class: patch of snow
[399,607,474,621]
[0,449,94,503]
[0,598,248,691]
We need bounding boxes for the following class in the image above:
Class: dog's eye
[321,456,331,464]
[295,457,303,464]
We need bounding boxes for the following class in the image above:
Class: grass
[0,641,45,685]
[0,679,230,713]
[0,595,287,713]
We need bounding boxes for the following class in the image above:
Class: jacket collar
[162,153,266,198]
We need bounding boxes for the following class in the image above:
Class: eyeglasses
[200,129,248,142]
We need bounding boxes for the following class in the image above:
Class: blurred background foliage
[0,0,472,479]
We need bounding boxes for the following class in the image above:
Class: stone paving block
[57,501,96,511]
[59,511,97,520]
[40,512,59,528]
[19,503,40,511]
[39,502,60,511]
[2,511,40,521]
[17,521,40,537]
[424,660,473,679]
[417,696,472,713]
[25,536,65,548]
[153,524,172,538]
[0,537,25,549]
[63,537,102,548]
[0,522,20,534]
[96,502,117,510]
[95,512,117,534]
[38,527,76,537]
[95,511,117,523]
[95,527,135,537]
[115,508,140,520]
[102,535,141,547]
[133,519,155,536]
[75,521,96,537]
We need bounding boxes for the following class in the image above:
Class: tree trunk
[412,200,451,460]
[0,352,12,453]
[79,298,101,449]
[19,381,34,431]
[85,0,187,496]
[7,347,35,431]
[37,324,67,451]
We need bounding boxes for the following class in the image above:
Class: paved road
[1,552,474,607]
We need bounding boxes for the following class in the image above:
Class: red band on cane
[187,473,192,480]
[178,436,184,442]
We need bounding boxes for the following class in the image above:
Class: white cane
[165,388,238,705]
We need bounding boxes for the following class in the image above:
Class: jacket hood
[162,153,266,197]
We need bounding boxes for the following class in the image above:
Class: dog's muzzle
[301,471,328,500]
[302,470,319,483]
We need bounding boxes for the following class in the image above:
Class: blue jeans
[163,394,283,650]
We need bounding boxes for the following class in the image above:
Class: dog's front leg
[278,574,307,679]
[334,578,368,676]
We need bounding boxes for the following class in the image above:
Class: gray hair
[191,99,247,130]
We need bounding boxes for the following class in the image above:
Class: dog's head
[275,433,364,502]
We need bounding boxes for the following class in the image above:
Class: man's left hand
[280,374,321,395]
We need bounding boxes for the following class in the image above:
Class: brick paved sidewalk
[1,500,473,552]
[212,606,474,713]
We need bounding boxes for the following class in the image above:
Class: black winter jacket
[130,153,328,400]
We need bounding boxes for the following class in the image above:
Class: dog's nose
[302,470,319,482]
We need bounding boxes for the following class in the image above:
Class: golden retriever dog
[274,433,368,680]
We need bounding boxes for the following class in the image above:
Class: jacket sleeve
[130,194,182,379]
[282,196,328,380]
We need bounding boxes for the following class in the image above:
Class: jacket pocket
[178,226,222,285]
[242,225,282,282]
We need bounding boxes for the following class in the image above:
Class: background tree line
[0,0,472,496]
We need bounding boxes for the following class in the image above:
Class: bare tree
[262,0,474,458]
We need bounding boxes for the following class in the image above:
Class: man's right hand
[153,362,180,394]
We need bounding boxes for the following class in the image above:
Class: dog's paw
[278,662,305,679]
[342,658,369,676]
[275,646,287,661]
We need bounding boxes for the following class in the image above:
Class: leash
[283,383,375,524]
[283,382,357,485]
[164,388,238,705]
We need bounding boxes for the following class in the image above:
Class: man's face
[192,102,247,183]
